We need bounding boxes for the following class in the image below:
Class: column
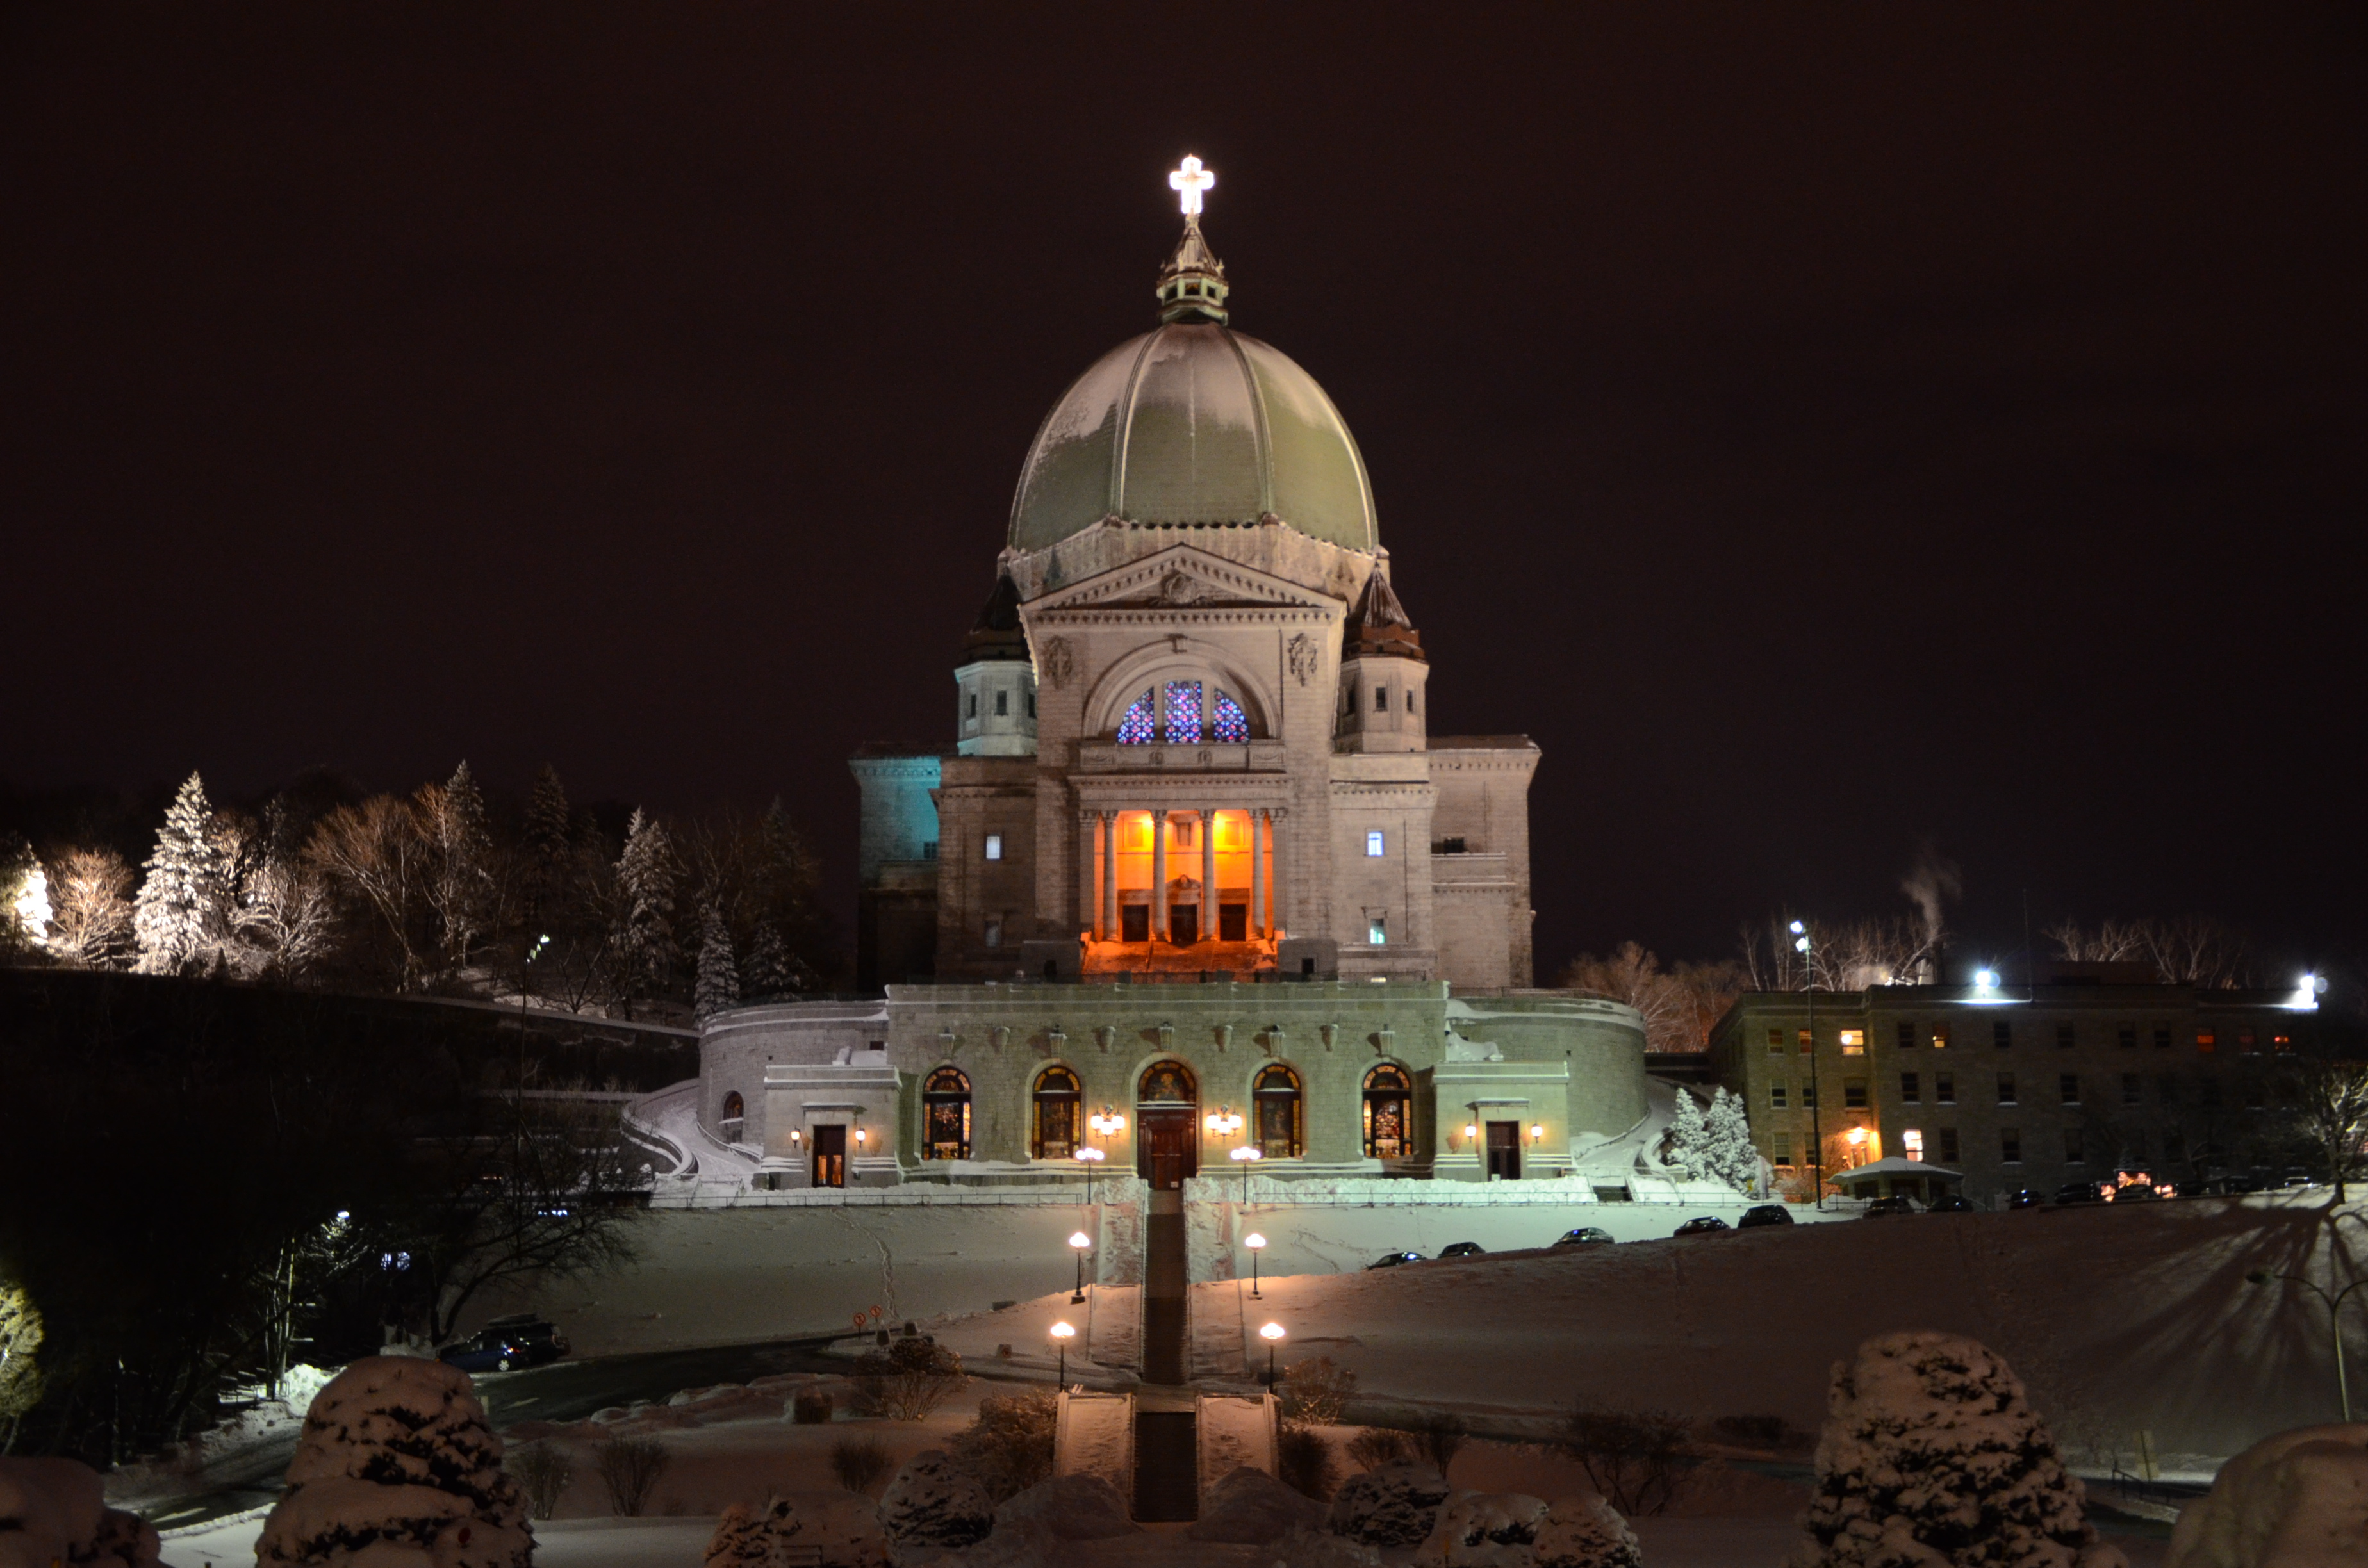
[1150,810,1169,941]
[1264,809,1281,938]
[1199,810,1217,943]
[1099,812,1117,941]
[1250,809,1267,939]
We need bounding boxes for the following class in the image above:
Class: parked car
[1860,1196,1915,1218]
[2214,1175,2265,1195]
[1926,1194,1974,1213]
[482,1314,570,1363]
[2276,1172,2321,1190]
[1736,1204,1795,1229]
[1366,1250,1426,1269]
[1673,1216,1731,1237]
[2109,1182,2162,1202]
[437,1316,570,1375]
[1551,1227,1616,1248]
[2003,1188,2045,1209]
[1437,1241,1487,1259]
[2050,1182,2107,1205]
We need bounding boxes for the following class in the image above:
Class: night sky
[5,6,2361,984]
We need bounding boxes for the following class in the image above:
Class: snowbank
[2166,1423,2368,1568]
[0,1457,161,1567]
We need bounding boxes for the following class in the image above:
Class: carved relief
[1094,1025,1116,1053]
[1213,1024,1233,1052]
[1320,1022,1338,1052]
[991,1025,1010,1054]
[1156,569,1226,605]
[1287,632,1319,686]
[1039,636,1076,690]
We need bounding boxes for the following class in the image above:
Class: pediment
[1026,545,1339,616]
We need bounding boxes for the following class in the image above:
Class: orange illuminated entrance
[1083,806,1281,972]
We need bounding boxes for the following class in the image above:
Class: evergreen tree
[1785,1332,2123,1568]
[695,901,741,1020]
[744,918,791,999]
[1704,1087,1761,1193]
[757,796,830,982]
[1663,1087,1707,1179]
[133,772,233,975]
[1,837,45,956]
[520,764,573,922]
[425,760,493,972]
[615,808,682,1007]
[1,1277,44,1448]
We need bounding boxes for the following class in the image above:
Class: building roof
[1836,1157,1963,1184]
[1007,225,1377,556]
[957,573,1030,665]
[1343,569,1424,661]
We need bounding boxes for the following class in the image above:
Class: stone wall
[700,1001,887,1150]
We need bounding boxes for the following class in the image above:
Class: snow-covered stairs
[1142,1190,1188,1386]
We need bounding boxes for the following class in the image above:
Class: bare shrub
[792,1388,835,1425]
[948,1389,1058,1502]
[1558,1409,1691,1517]
[596,1434,671,1516]
[831,1435,893,1494]
[851,1335,967,1421]
[1415,1412,1467,1473]
[1277,1355,1356,1430]
[509,1439,572,1519]
[1345,1427,1415,1471]
[1276,1426,1338,1501]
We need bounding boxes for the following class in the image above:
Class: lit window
[984,833,1003,862]
[1766,1029,1784,1056]
[2273,1033,2293,1052]
[1368,915,1387,945]
[1902,1129,1924,1162]
[1839,1029,1866,1056]
[995,689,1009,716]
[1116,689,1156,744]
[1212,690,1249,743]
[922,1066,973,1160]
[1798,1029,1812,1056]
[1367,829,1385,856]
[1930,1024,1951,1049]
[2196,1030,2216,1053]
[1163,680,1203,743]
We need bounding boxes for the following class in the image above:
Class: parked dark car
[1437,1241,1487,1259]
[2003,1188,2045,1209]
[1673,1216,1731,1237]
[438,1315,570,1373]
[1926,1194,1974,1213]
[2050,1181,2107,1205]
[2214,1175,2265,1195]
[1551,1227,1616,1248]
[1860,1196,1915,1218]
[1366,1250,1426,1269]
[1737,1204,1795,1229]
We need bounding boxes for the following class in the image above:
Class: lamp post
[1089,1107,1125,1184]
[1245,1231,1266,1298]
[1076,1145,1105,1204]
[1259,1321,1286,1387]
[1069,1230,1093,1304]
[2248,1268,2368,1421]
[1230,1143,1262,1203]
[1793,920,1821,1210]
[1049,1319,1075,1388]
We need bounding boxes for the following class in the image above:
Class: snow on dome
[1008,324,1377,555]
[255,1355,531,1568]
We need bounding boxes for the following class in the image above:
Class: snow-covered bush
[1558,1409,1690,1516]
[1662,1088,1707,1177]
[1279,1428,1340,1500]
[1532,1496,1641,1568]
[253,1355,531,1567]
[1279,1355,1357,1428]
[992,1474,1137,1540]
[595,1433,670,1515]
[709,1493,889,1568]
[833,1435,892,1494]
[2165,1422,2368,1568]
[794,1388,836,1425]
[1785,1330,2126,1568]
[879,1450,995,1549]
[1347,1428,1416,1471]
[1703,1086,1759,1193]
[1416,1413,1468,1472]
[0,1457,163,1567]
[1327,1460,1452,1545]
[1416,1490,1549,1568]
[1274,1525,1385,1568]
[1190,1464,1326,1544]
[946,1389,1057,1502]
[852,1337,967,1421]
[509,1441,570,1521]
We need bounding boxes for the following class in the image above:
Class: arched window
[1362,1064,1413,1160]
[1032,1065,1081,1159]
[1212,690,1250,743]
[923,1066,972,1161]
[1253,1063,1303,1158]
[1163,680,1203,742]
[719,1091,745,1144]
[1117,689,1157,744]
[1138,1059,1197,1104]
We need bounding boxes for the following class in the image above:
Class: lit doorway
[1485,1121,1520,1180]
[812,1124,846,1188]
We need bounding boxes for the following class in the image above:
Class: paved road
[143,1335,845,1533]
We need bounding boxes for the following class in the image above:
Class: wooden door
[1138,1108,1197,1189]
[1486,1120,1520,1180]
[812,1123,846,1189]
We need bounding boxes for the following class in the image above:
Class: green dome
[1007,323,1377,554]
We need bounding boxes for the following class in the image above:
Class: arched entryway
[1136,1059,1199,1189]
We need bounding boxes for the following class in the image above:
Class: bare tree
[44,847,136,968]
[2288,1059,2368,1203]
[1740,915,1938,993]
[306,794,432,988]
[1560,943,1745,1052]
[2045,915,2252,988]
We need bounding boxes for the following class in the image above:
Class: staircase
[1131,1409,1199,1522]
[1142,1189,1187,1385]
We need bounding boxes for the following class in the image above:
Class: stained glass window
[1254,1063,1302,1157]
[1116,689,1157,744]
[1363,1063,1412,1159]
[1212,690,1249,743]
[923,1066,972,1160]
[1163,680,1203,743]
[1032,1065,1080,1159]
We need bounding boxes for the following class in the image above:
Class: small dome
[1008,323,1377,555]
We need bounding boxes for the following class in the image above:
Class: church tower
[1335,566,1429,754]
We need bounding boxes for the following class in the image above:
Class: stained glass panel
[1116,689,1157,744]
[1212,690,1249,742]
[1163,680,1203,743]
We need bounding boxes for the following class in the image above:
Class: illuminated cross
[1169,156,1215,217]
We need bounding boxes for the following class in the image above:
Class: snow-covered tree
[744,918,791,999]
[254,1355,532,1566]
[227,800,338,981]
[615,808,681,1008]
[1784,1330,2125,1568]
[1,1277,44,1448]
[695,901,740,1020]
[45,846,136,967]
[1662,1088,1707,1179]
[423,760,493,974]
[3,837,48,956]
[133,772,234,975]
[1702,1087,1761,1194]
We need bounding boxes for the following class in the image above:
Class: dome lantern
[1156,218,1229,325]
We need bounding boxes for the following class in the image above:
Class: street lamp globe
[1049,1319,1076,1386]
[1258,1320,1287,1386]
